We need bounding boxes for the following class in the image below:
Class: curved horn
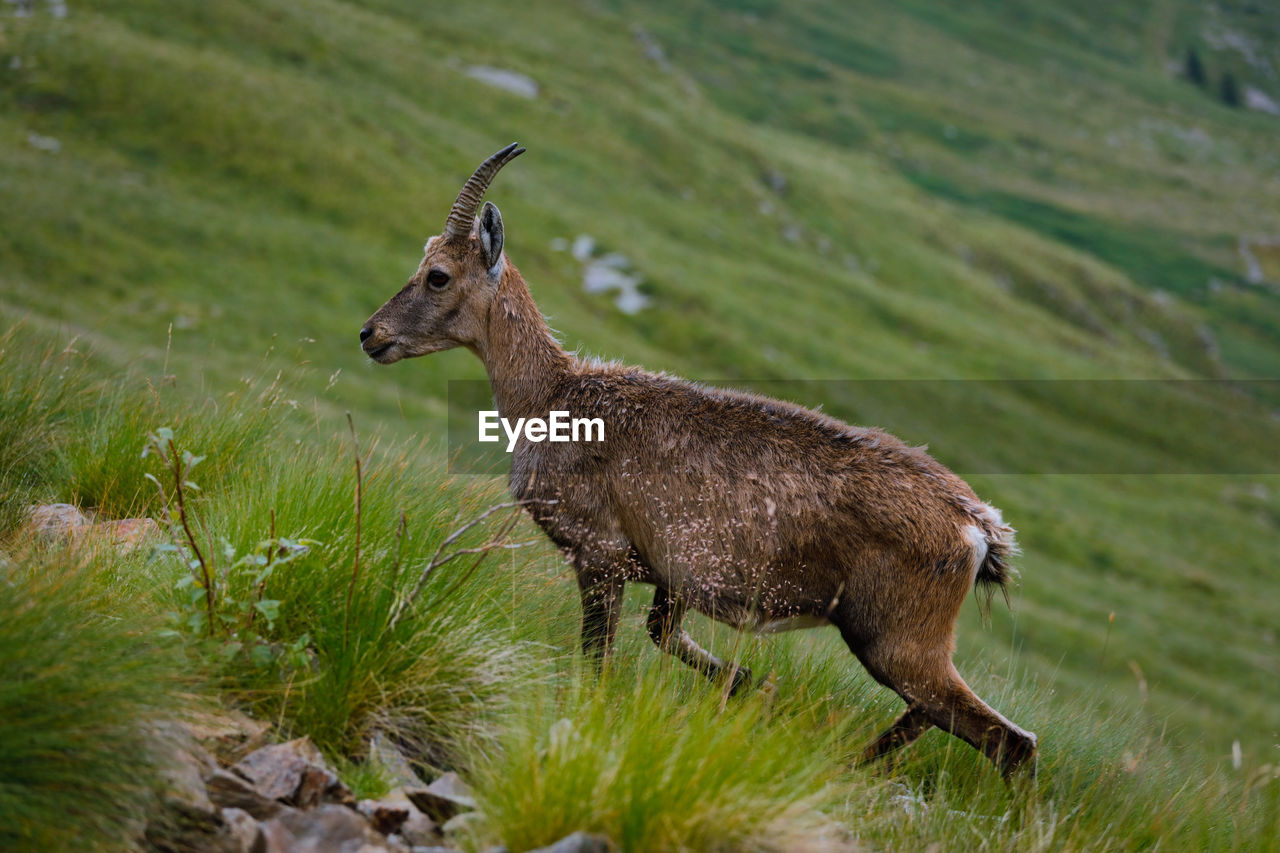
[443,142,526,239]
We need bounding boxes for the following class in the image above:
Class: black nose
[359,326,373,343]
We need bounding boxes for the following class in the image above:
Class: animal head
[360,143,525,364]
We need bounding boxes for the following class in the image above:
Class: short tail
[973,503,1019,611]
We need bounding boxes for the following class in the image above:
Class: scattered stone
[368,731,422,789]
[77,517,160,553]
[631,23,670,71]
[527,831,614,853]
[582,263,641,298]
[1244,85,1280,116]
[222,807,268,853]
[440,809,484,840]
[570,234,595,262]
[555,234,651,314]
[463,65,538,99]
[26,131,60,153]
[261,804,404,853]
[147,738,244,853]
[26,503,89,538]
[358,799,410,836]
[232,736,353,809]
[397,809,443,848]
[159,740,221,822]
[404,771,475,823]
[763,168,788,196]
[21,503,162,556]
[207,768,286,820]
[185,708,273,763]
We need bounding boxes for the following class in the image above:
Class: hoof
[726,664,753,697]
[999,730,1039,779]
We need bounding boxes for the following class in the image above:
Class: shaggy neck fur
[472,261,572,419]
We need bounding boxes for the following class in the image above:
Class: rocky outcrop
[21,502,160,554]
[142,720,608,853]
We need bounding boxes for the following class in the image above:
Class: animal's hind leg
[861,640,1038,778]
[646,585,752,695]
[860,704,934,766]
[921,662,1038,777]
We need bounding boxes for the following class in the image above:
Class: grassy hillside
[2,0,1280,849]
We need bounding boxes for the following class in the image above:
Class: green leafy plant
[143,426,315,671]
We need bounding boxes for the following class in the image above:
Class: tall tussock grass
[0,549,196,852]
[470,666,855,853]
[0,325,556,775]
[0,326,78,531]
[194,430,551,765]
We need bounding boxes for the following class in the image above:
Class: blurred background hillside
[3,0,1279,771]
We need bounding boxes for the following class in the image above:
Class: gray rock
[261,804,405,853]
[26,131,61,154]
[763,168,788,196]
[145,738,245,852]
[463,65,538,99]
[527,832,613,853]
[398,810,443,847]
[25,503,89,538]
[404,772,475,823]
[358,799,410,836]
[222,807,268,853]
[368,732,422,789]
[440,810,484,841]
[184,708,273,764]
[158,737,220,821]
[83,517,160,553]
[631,24,670,70]
[233,736,353,809]
[207,768,285,820]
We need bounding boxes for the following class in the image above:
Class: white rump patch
[963,523,988,580]
[977,502,1005,528]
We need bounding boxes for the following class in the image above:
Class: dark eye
[426,269,450,290]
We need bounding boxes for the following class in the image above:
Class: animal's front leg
[576,564,625,672]
[646,584,752,695]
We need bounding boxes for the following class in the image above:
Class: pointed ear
[479,201,504,276]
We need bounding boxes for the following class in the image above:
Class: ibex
[361,144,1038,776]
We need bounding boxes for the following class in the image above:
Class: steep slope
[2,0,1278,767]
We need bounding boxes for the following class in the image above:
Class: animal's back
[518,365,1011,623]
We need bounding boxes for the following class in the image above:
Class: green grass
[0,547,197,852]
[2,327,1279,850]
[2,0,1280,848]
